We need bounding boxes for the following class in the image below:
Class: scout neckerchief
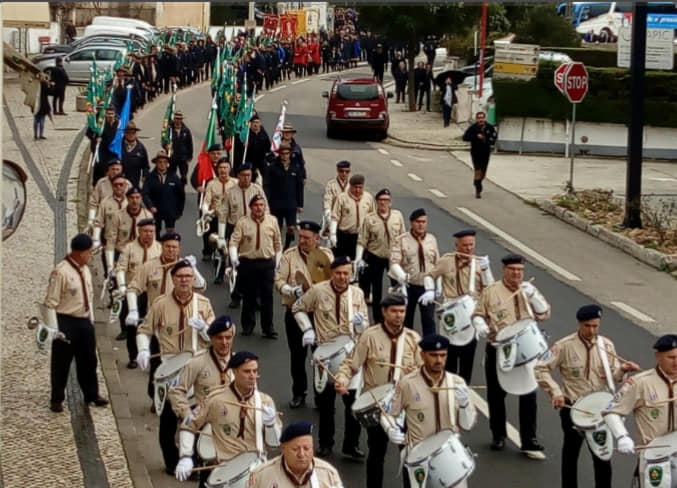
[411,231,427,273]
[282,458,315,487]
[454,255,477,295]
[159,257,177,295]
[349,191,362,232]
[252,213,265,250]
[208,347,230,385]
[577,332,596,381]
[382,322,406,383]
[377,211,392,248]
[126,206,143,240]
[137,238,153,263]
[172,292,193,351]
[229,382,255,439]
[421,366,445,432]
[656,366,676,432]
[330,282,348,327]
[65,256,90,314]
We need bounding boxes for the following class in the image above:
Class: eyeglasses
[174,274,194,279]
[338,169,350,174]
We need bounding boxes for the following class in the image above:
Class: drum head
[408,430,455,463]
[495,319,536,342]
[644,431,677,461]
[496,361,538,395]
[353,384,394,410]
[208,452,260,484]
[156,351,193,379]
[314,335,353,360]
[571,392,612,428]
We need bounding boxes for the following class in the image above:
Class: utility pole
[623,2,647,228]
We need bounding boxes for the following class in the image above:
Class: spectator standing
[51,57,69,115]
[463,111,498,199]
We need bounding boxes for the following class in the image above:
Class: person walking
[34,73,52,140]
[51,57,69,115]
[142,150,185,235]
[441,76,456,127]
[463,111,498,199]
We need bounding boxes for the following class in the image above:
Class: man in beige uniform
[292,256,368,459]
[355,188,406,323]
[472,253,550,458]
[387,334,477,488]
[275,220,333,409]
[389,208,439,337]
[603,334,677,485]
[321,160,351,235]
[91,173,128,249]
[44,234,108,412]
[175,351,282,480]
[535,304,640,488]
[87,159,131,230]
[247,421,344,488]
[329,173,374,259]
[335,293,422,488]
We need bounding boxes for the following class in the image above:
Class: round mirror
[2,160,28,241]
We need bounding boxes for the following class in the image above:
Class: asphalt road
[112,68,660,488]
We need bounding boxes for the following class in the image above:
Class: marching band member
[91,173,128,250]
[87,159,131,232]
[424,229,493,383]
[355,188,406,323]
[334,293,422,488]
[247,421,344,488]
[389,208,439,337]
[387,334,477,488]
[329,174,374,259]
[535,304,640,488]
[228,194,282,338]
[292,256,368,459]
[321,160,351,235]
[472,253,550,459]
[175,351,282,481]
[274,220,333,409]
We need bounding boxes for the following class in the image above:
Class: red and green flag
[195,105,217,188]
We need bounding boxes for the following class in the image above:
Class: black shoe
[39,136,47,140]
[289,396,305,409]
[127,360,138,369]
[521,440,546,460]
[475,192,482,199]
[89,396,109,407]
[316,446,332,458]
[491,437,505,451]
[115,331,127,341]
[228,299,240,309]
[262,330,278,339]
[50,402,64,413]
[341,446,365,461]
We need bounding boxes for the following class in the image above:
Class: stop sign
[563,62,589,103]
[553,63,570,94]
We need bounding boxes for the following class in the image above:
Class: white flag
[270,100,288,153]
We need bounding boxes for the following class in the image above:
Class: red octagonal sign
[563,62,589,103]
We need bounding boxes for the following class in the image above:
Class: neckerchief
[656,366,676,432]
[337,177,348,192]
[378,212,392,248]
[282,458,314,486]
[577,332,595,380]
[159,257,176,294]
[65,256,89,313]
[421,366,445,432]
[126,207,142,240]
[412,231,427,273]
[330,282,347,325]
[229,382,255,439]
[382,322,404,383]
[209,347,230,385]
[172,292,192,351]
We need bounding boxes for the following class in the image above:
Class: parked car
[322,78,393,140]
[39,35,145,56]
[34,44,127,83]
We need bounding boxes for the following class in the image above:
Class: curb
[539,199,677,272]
[384,135,469,151]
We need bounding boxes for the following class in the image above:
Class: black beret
[137,218,155,227]
[207,315,234,336]
[331,256,352,269]
[380,293,406,308]
[170,259,192,276]
[349,174,365,185]
[501,253,525,266]
[654,334,677,352]
[71,233,93,251]
[249,194,265,207]
[336,160,351,169]
[227,351,259,369]
[125,186,142,196]
[217,156,230,165]
[107,158,122,167]
[207,143,222,152]
[298,220,321,233]
[409,208,426,221]
[279,421,313,443]
[453,229,476,239]
[159,232,181,242]
[250,113,260,121]
[576,304,603,321]
[419,334,450,351]
[375,188,391,199]
[237,162,253,173]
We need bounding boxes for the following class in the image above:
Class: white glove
[351,312,365,326]
[455,384,470,408]
[217,238,227,250]
[185,254,197,267]
[229,247,240,269]
[93,239,101,250]
[329,233,337,248]
[478,255,490,271]
[387,426,405,445]
[137,349,150,371]
[617,435,635,454]
[418,290,435,306]
[472,316,490,338]
[125,310,139,327]
[116,284,127,296]
[355,259,367,273]
[302,329,316,346]
[175,456,194,481]
[520,281,536,298]
[262,405,276,426]
[188,316,208,332]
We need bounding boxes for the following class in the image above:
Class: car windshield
[337,84,379,101]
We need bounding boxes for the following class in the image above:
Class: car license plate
[347,111,367,117]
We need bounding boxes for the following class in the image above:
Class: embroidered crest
[650,391,658,401]
[152,281,159,289]
[496,310,506,320]
[167,327,173,335]
[592,430,607,446]
[649,466,663,486]
[200,370,210,378]
[650,408,660,419]
[572,368,580,378]
[414,393,421,402]
[502,344,512,358]
[414,468,426,487]
[69,288,77,296]
[416,412,424,422]
[443,312,455,329]
[220,406,228,416]
[121,230,128,238]
[223,424,232,435]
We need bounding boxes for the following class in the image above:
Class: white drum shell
[313,335,355,379]
[436,296,476,346]
[153,352,193,416]
[495,320,548,367]
[496,361,538,396]
[571,391,615,461]
[206,452,263,488]
[352,384,395,428]
[640,431,677,488]
[405,430,475,488]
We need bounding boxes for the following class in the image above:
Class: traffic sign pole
[567,103,577,193]
[561,62,589,194]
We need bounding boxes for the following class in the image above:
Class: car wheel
[326,127,336,139]
[375,129,387,141]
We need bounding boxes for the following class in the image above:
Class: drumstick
[368,389,395,429]
[315,361,340,383]
[601,348,634,365]
[651,397,677,406]
[222,399,284,416]
[375,360,406,368]
[500,277,535,304]
[614,445,670,452]
[149,352,163,359]
[429,385,487,391]
[560,404,595,416]
[191,464,222,472]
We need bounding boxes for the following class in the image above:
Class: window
[68,49,95,61]
[96,49,122,61]
[336,84,379,101]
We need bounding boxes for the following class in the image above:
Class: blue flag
[109,86,132,158]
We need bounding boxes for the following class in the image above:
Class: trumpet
[195,211,214,237]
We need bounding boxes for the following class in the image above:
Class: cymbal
[294,270,311,292]
[307,248,331,283]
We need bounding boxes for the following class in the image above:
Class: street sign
[617,25,674,70]
[553,63,570,94]
[494,62,538,76]
[563,62,589,104]
[647,13,677,29]
[494,42,540,80]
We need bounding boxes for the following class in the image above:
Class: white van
[92,16,156,35]
[83,24,152,44]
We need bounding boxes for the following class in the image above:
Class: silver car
[34,44,127,83]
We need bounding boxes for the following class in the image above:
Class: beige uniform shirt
[390,368,472,446]
[116,239,162,283]
[230,214,281,260]
[248,456,343,488]
[128,257,177,304]
[138,292,215,355]
[275,246,334,308]
[429,254,484,299]
[332,191,374,234]
[93,194,127,229]
[336,324,422,391]
[390,232,439,286]
[105,207,154,252]
[204,176,238,221]
[89,177,132,211]
[473,280,551,342]
[323,177,350,215]
[44,257,94,319]
[603,367,677,444]
[169,348,233,419]
[535,332,624,403]
[183,384,281,461]
[358,210,406,259]
[222,183,267,226]
[291,281,368,344]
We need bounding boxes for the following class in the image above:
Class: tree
[509,3,579,47]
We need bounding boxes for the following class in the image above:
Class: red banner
[279,14,297,41]
[263,14,279,35]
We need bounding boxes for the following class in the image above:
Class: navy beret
[419,334,450,351]
[375,188,391,199]
[298,220,321,233]
[279,421,313,443]
[207,315,234,336]
[349,174,365,186]
[159,232,181,242]
[380,293,406,308]
[576,304,603,321]
[409,208,426,221]
[654,334,677,352]
[71,233,93,251]
[250,113,260,121]
[207,143,222,152]
[453,229,476,239]
[137,217,155,227]
[170,259,192,276]
[227,351,259,369]
[336,160,351,169]
[125,186,142,196]
[237,162,253,173]
[107,158,122,167]
[249,194,265,207]
[217,156,230,165]
[331,256,352,269]
[502,253,525,266]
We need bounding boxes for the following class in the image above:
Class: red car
[322,78,393,140]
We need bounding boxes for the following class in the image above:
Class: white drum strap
[347,287,354,337]
[190,294,198,354]
[254,391,263,455]
[468,259,476,295]
[393,333,406,384]
[597,337,616,393]
[309,469,320,488]
[446,373,457,431]
[520,289,535,320]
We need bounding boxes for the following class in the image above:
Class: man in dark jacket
[51,57,69,115]
[121,121,150,188]
[233,114,271,182]
[371,44,386,82]
[264,143,303,249]
[462,111,498,199]
[88,106,119,186]
[158,45,176,94]
[204,36,217,80]
[417,63,434,112]
[166,111,193,184]
[142,150,185,234]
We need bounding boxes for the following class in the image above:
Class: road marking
[470,390,522,448]
[457,207,582,282]
[383,81,394,89]
[408,173,423,182]
[648,177,677,182]
[269,85,287,92]
[429,189,447,198]
[291,78,310,85]
[390,159,403,167]
[254,94,265,102]
[611,301,656,323]
[377,148,389,155]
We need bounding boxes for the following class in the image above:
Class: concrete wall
[155,2,209,30]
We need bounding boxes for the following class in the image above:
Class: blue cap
[576,304,602,321]
[237,162,253,173]
[419,334,450,351]
[207,143,222,152]
[380,293,406,308]
[298,221,321,233]
[170,259,191,276]
[227,351,258,369]
[159,232,181,242]
[207,315,234,336]
[249,194,265,207]
[375,188,391,199]
[279,421,313,443]
[654,334,677,352]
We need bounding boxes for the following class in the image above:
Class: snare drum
[206,451,263,488]
[312,335,355,392]
[153,351,193,416]
[352,384,395,428]
[436,295,476,346]
[640,431,677,488]
[198,423,216,463]
[494,319,548,372]
[570,391,614,461]
[405,430,475,488]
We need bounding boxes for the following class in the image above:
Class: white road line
[611,301,656,323]
[390,159,403,167]
[254,94,265,102]
[470,390,522,448]
[457,207,582,282]
[383,81,395,89]
[269,85,287,92]
[291,78,310,85]
[377,148,389,155]
[648,177,677,182]
[408,173,423,182]
[429,189,447,198]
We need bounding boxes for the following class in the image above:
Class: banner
[295,10,307,37]
[196,106,217,188]
[263,14,279,35]
[270,101,287,153]
[306,9,319,35]
[279,14,297,42]
[108,86,132,158]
